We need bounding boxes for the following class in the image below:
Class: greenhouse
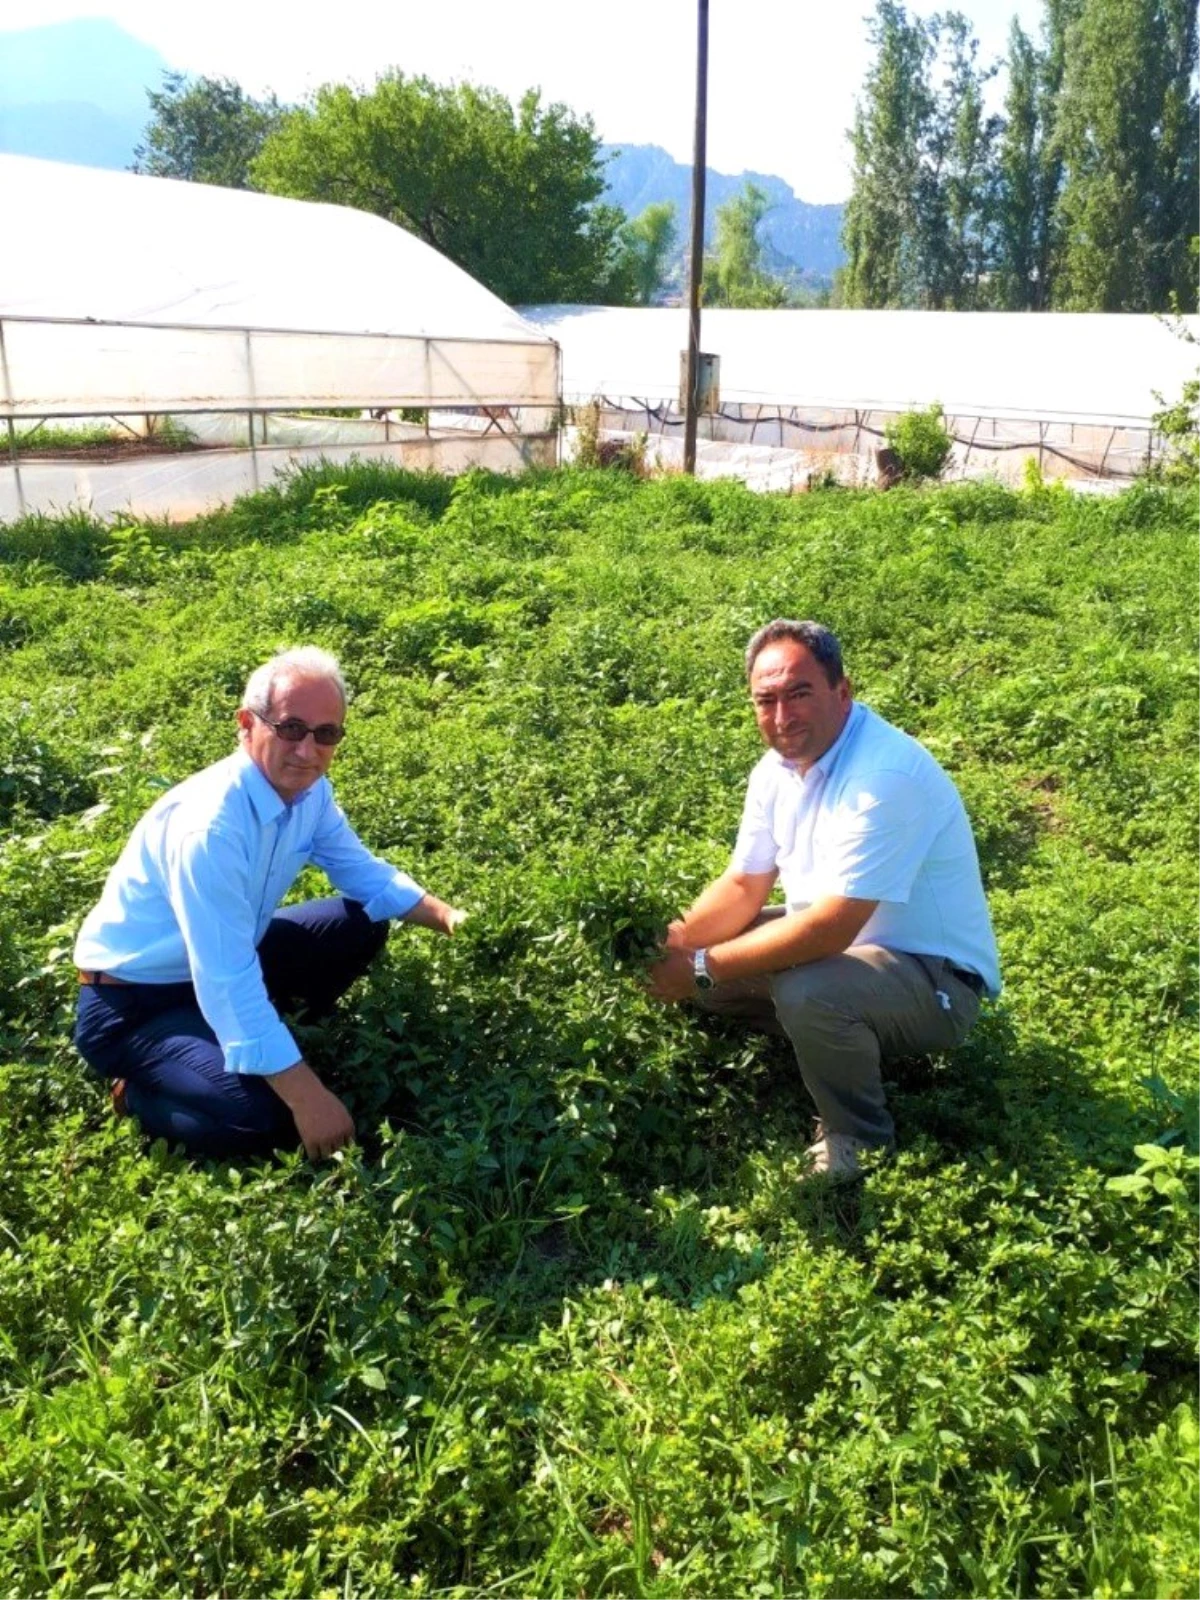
[0,155,561,522]
[522,304,1200,490]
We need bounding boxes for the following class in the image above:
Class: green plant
[0,463,1195,1598]
[886,402,955,481]
[571,402,647,475]
[1148,375,1199,485]
[8,422,124,455]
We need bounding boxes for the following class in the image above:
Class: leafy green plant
[1149,375,1199,485]
[8,422,125,454]
[885,402,955,481]
[0,463,1195,1599]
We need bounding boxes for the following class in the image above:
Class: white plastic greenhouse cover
[0,155,559,416]
[520,305,1199,425]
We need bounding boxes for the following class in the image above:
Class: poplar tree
[1051,0,1198,311]
[841,4,996,308]
[704,183,791,307]
[994,23,1039,307]
[923,15,1000,309]
[841,1,933,307]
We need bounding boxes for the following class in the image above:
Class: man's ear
[235,707,254,740]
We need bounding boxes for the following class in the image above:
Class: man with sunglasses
[73,646,465,1161]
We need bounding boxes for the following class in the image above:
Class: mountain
[601,143,845,286]
[0,19,168,169]
[0,26,847,286]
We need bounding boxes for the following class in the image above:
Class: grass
[6,418,198,455]
[0,462,1196,1597]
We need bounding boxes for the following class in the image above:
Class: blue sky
[5,0,1045,202]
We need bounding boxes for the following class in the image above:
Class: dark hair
[745,619,844,686]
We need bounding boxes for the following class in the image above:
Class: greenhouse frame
[522,305,1200,491]
[0,155,561,522]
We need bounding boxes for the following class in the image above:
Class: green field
[1,465,1196,1598]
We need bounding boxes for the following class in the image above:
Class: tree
[924,15,1000,309]
[841,1,935,307]
[251,75,626,306]
[1051,0,1198,311]
[704,182,791,307]
[616,201,678,305]
[994,21,1044,307]
[132,71,283,188]
[841,3,997,309]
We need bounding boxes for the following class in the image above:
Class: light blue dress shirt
[732,702,1002,996]
[74,750,426,1075]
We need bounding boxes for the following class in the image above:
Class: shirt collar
[774,699,864,782]
[232,747,311,824]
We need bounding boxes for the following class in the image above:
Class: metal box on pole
[680,351,720,414]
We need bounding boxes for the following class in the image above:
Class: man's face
[749,638,852,770]
[237,672,345,802]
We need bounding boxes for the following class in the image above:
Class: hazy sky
[6,0,1046,202]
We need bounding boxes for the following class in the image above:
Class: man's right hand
[266,1060,356,1160]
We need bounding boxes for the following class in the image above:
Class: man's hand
[403,893,468,935]
[645,922,700,1002]
[643,894,878,1000]
[267,1060,356,1160]
[645,941,698,1003]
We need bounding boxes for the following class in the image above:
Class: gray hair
[745,619,844,686]
[241,647,347,716]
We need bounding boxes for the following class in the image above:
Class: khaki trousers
[695,921,981,1147]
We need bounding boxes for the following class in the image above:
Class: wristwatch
[693,948,715,990]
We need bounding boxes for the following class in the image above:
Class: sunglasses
[253,710,346,747]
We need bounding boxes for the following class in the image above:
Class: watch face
[693,950,715,989]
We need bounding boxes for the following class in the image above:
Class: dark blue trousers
[75,898,388,1158]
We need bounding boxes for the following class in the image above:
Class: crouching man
[74,646,465,1160]
[646,619,1000,1181]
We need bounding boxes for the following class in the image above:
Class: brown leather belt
[77,970,134,986]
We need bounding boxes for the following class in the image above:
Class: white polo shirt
[731,701,1001,996]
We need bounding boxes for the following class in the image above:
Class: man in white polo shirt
[646,618,1000,1180]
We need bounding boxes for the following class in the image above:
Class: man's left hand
[645,941,698,1003]
[404,893,468,935]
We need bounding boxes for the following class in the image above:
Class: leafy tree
[251,74,626,305]
[131,71,283,188]
[617,201,678,305]
[841,1,933,307]
[995,21,1047,308]
[927,16,1000,309]
[842,4,997,309]
[704,181,790,307]
[1051,0,1198,311]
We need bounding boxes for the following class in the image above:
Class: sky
[4,0,1046,203]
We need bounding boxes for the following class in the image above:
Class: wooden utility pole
[683,0,709,475]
